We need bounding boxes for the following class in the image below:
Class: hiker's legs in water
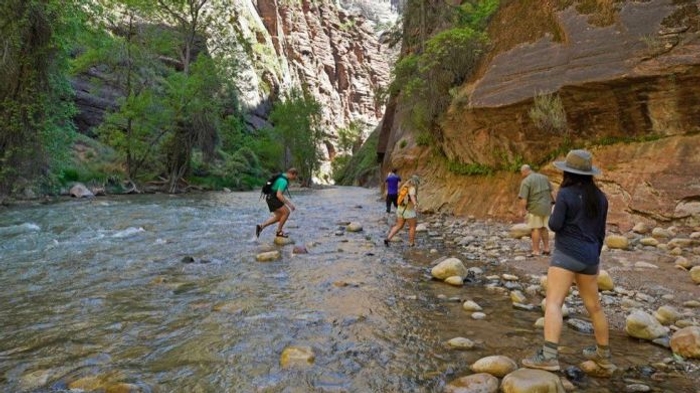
[261,208,285,231]
[407,217,417,245]
[386,217,406,241]
[274,205,291,233]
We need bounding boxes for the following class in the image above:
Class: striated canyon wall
[71,0,393,179]
[381,0,700,231]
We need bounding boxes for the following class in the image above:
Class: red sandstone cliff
[381,0,700,231]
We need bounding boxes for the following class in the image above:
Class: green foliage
[391,25,490,132]
[416,132,432,147]
[399,140,408,149]
[528,92,568,134]
[337,121,363,153]
[492,149,524,172]
[446,160,494,176]
[269,88,324,185]
[333,128,380,185]
[456,0,500,30]
[0,0,81,196]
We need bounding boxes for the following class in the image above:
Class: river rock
[256,251,281,262]
[597,269,614,291]
[509,223,531,239]
[445,276,464,286]
[624,384,651,392]
[470,355,517,377]
[274,236,295,245]
[639,237,659,247]
[605,234,629,249]
[280,345,315,368]
[292,245,308,254]
[416,223,429,232]
[669,247,683,256]
[580,360,616,378]
[463,300,483,312]
[447,337,477,350]
[566,318,594,334]
[510,290,527,304]
[652,227,673,238]
[674,256,691,269]
[633,222,650,234]
[444,373,499,393]
[431,257,468,280]
[346,222,363,232]
[500,368,565,393]
[670,326,700,359]
[668,238,693,248]
[625,309,668,340]
[69,183,94,198]
[654,305,681,326]
[691,266,700,284]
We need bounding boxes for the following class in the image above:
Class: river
[0,187,697,392]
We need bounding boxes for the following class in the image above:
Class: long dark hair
[560,171,604,218]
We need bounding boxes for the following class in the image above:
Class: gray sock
[597,344,611,358]
[542,341,558,360]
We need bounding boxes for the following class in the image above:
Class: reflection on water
[0,188,697,392]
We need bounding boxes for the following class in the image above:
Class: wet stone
[567,318,594,334]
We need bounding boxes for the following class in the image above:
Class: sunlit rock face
[381,0,700,230]
[71,0,394,182]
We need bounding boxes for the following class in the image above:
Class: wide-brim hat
[553,149,601,176]
[409,175,421,185]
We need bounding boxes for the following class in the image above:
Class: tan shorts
[527,213,549,229]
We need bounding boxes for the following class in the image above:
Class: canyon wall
[381,0,700,230]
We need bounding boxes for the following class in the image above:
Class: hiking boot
[522,349,560,371]
[582,346,617,371]
[383,239,390,246]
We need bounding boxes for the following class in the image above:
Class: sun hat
[409,175,421,185]
[553,149,601,176]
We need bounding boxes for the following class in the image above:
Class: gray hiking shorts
[550,249,599,275]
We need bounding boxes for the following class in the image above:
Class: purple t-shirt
[385,173,401,195]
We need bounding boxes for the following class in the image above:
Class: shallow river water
[0,187,697,392]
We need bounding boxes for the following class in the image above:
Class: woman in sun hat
[384,175,420,247]
[522,150,616,375]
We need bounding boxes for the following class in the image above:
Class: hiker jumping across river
[256,168,298,238]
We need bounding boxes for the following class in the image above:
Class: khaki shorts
[527,213,549,229]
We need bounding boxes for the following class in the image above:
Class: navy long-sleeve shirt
[548,185,608,265]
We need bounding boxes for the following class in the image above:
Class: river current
[0,187,697,392]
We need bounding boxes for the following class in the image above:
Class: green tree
[0,0,78,196]
[269,89,323,186]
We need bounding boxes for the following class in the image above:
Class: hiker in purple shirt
[384,169,401,213]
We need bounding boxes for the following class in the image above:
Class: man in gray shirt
[518,165,555,256]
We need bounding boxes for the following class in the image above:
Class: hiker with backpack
[256,168,298,239]
[384,168,401,213]
[384,175,420,247]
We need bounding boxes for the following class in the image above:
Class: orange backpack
[396,185,410,206]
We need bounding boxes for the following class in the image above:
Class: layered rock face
[382,0,700,230]
[71,0,392,177]
[254,0,391,129]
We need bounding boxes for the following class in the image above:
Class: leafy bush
[447,160,493,176]
[416,132,432,146]
[528,92,568,134]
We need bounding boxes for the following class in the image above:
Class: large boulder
[431,257,468,280]
[625,309,668,340]
[500,368,565,393]
[670,326,700,359]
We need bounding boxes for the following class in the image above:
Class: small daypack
[261,173,283,196]
[396,185,410,206]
